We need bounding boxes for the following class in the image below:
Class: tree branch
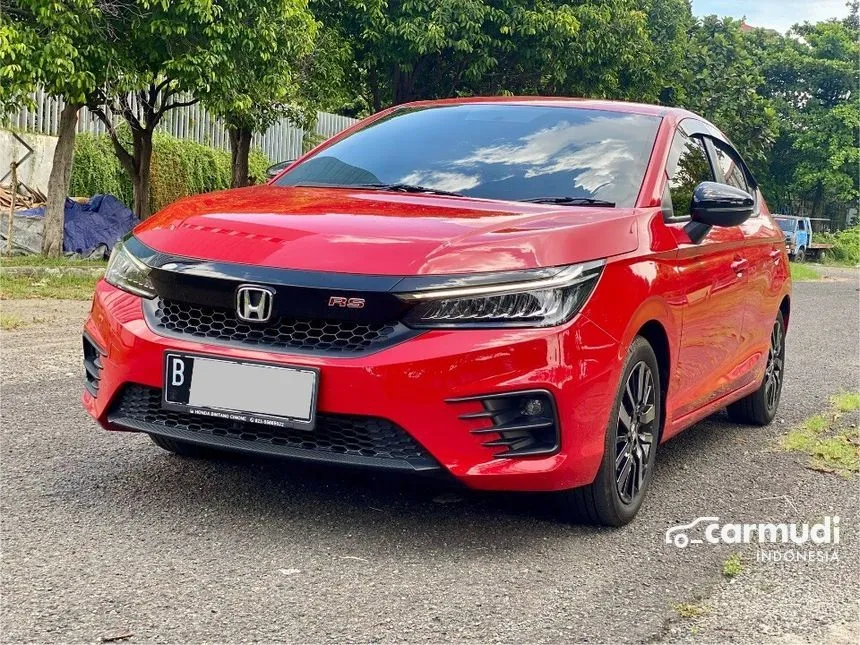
[156,96,200,122]
[89,105,137,177]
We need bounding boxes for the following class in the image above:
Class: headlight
[104,239,156,298]
[400,261,603,328]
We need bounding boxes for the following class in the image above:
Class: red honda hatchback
[83,98,790,525]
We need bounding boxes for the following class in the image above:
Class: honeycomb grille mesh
[110,385,435,466]
[149,298,400,354]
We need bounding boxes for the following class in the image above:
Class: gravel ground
[1,271,858,644]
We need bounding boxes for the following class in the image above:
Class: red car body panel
[83,97,791,492]
[134,187,640,275]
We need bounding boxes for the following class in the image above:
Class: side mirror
[265,160,295,179]
[685,181,754,243]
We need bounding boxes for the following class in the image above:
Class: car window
[664,130,714,219]
[775,217,795,232]
[276,105,662,208]
[798,219,806,231]
[713,143,749,193]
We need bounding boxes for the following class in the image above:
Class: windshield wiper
[522,196,616,207]
[357,183,464,197]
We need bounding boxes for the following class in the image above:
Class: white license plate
[162,352,319,430]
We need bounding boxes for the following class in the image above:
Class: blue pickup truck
[774,215,833,262]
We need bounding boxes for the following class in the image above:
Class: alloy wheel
[764,319,784,411]
[615,361,656,504]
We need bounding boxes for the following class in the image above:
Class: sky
[691,0,851,33]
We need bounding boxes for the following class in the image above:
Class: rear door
[662,124,749,421]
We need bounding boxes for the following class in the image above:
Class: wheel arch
[779,295,791,330]
[635,320,671,441]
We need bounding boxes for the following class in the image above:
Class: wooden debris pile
[0,183,47,210]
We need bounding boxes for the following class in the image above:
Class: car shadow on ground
[55,408,769,549]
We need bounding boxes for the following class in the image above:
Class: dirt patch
[0,299,91,385]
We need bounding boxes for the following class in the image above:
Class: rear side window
[664,131,713,219]
[713,143,749,193]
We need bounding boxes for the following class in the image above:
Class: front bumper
[83,280,623,491]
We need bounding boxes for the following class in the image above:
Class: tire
[727,311,785,426]
[148,433,213,458]
[794,247,805,262]
[557,336,661,526]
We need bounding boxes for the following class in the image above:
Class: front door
[661,127,749,422]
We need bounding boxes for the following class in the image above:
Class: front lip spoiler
[108,413,445,473]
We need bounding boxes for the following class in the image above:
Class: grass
[0,272,101,300]
[0,312,53,330]
[672,602,708,619]
[781,394,860,477]
[790,263,821,281]
[0,313,25,330]
[831,392,860,413]
[722,553,744,578]
[0,255,106,268]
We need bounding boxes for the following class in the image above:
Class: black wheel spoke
[614,360,657,505]
[763,318,785,412]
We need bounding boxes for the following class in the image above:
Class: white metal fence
[6,90,358,162]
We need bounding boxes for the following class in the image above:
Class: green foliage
[315,0,692,108]
[69,133,133,204]
[70,131,270,213]
[1,0,110,110]
[747,9,859,221]
[681,17,778,168]
[819,227,860,265]
[204,0,318,134]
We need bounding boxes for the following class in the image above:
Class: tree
[314,0,683,110]
[85,0,318,218]
[2,0,112,256]
[680,16,779,171]
[745,7,859,219]
[205,0,317,188]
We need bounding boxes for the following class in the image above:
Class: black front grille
[108,385,439,471]
[145,298,406,355]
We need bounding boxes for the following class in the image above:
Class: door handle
[769,249,781,262]
[730,258,748,274]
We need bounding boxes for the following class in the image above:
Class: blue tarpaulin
[16,194,137,256]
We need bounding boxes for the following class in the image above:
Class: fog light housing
[447,390,559,458]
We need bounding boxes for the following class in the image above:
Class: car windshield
[775,217,796,232]
[275,104,662,208]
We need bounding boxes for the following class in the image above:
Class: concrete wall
[0,130,58,193]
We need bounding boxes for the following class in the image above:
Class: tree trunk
[131,127,154,219]
[42,102,81,256]
[229,127,252,188]
[369,64,382,112]
[393,65,416,105]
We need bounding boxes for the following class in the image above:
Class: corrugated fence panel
[4,91,357,162]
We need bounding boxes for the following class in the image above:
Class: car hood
[134,185,639,275]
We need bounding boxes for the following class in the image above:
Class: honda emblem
[236,285,275,322]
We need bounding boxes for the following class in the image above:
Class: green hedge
[70,131,271,214]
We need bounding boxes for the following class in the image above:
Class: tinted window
[276,105,662,207]
[713,143,749,193]
[665,131,713,218]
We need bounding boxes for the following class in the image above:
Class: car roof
[396,95,682,118]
